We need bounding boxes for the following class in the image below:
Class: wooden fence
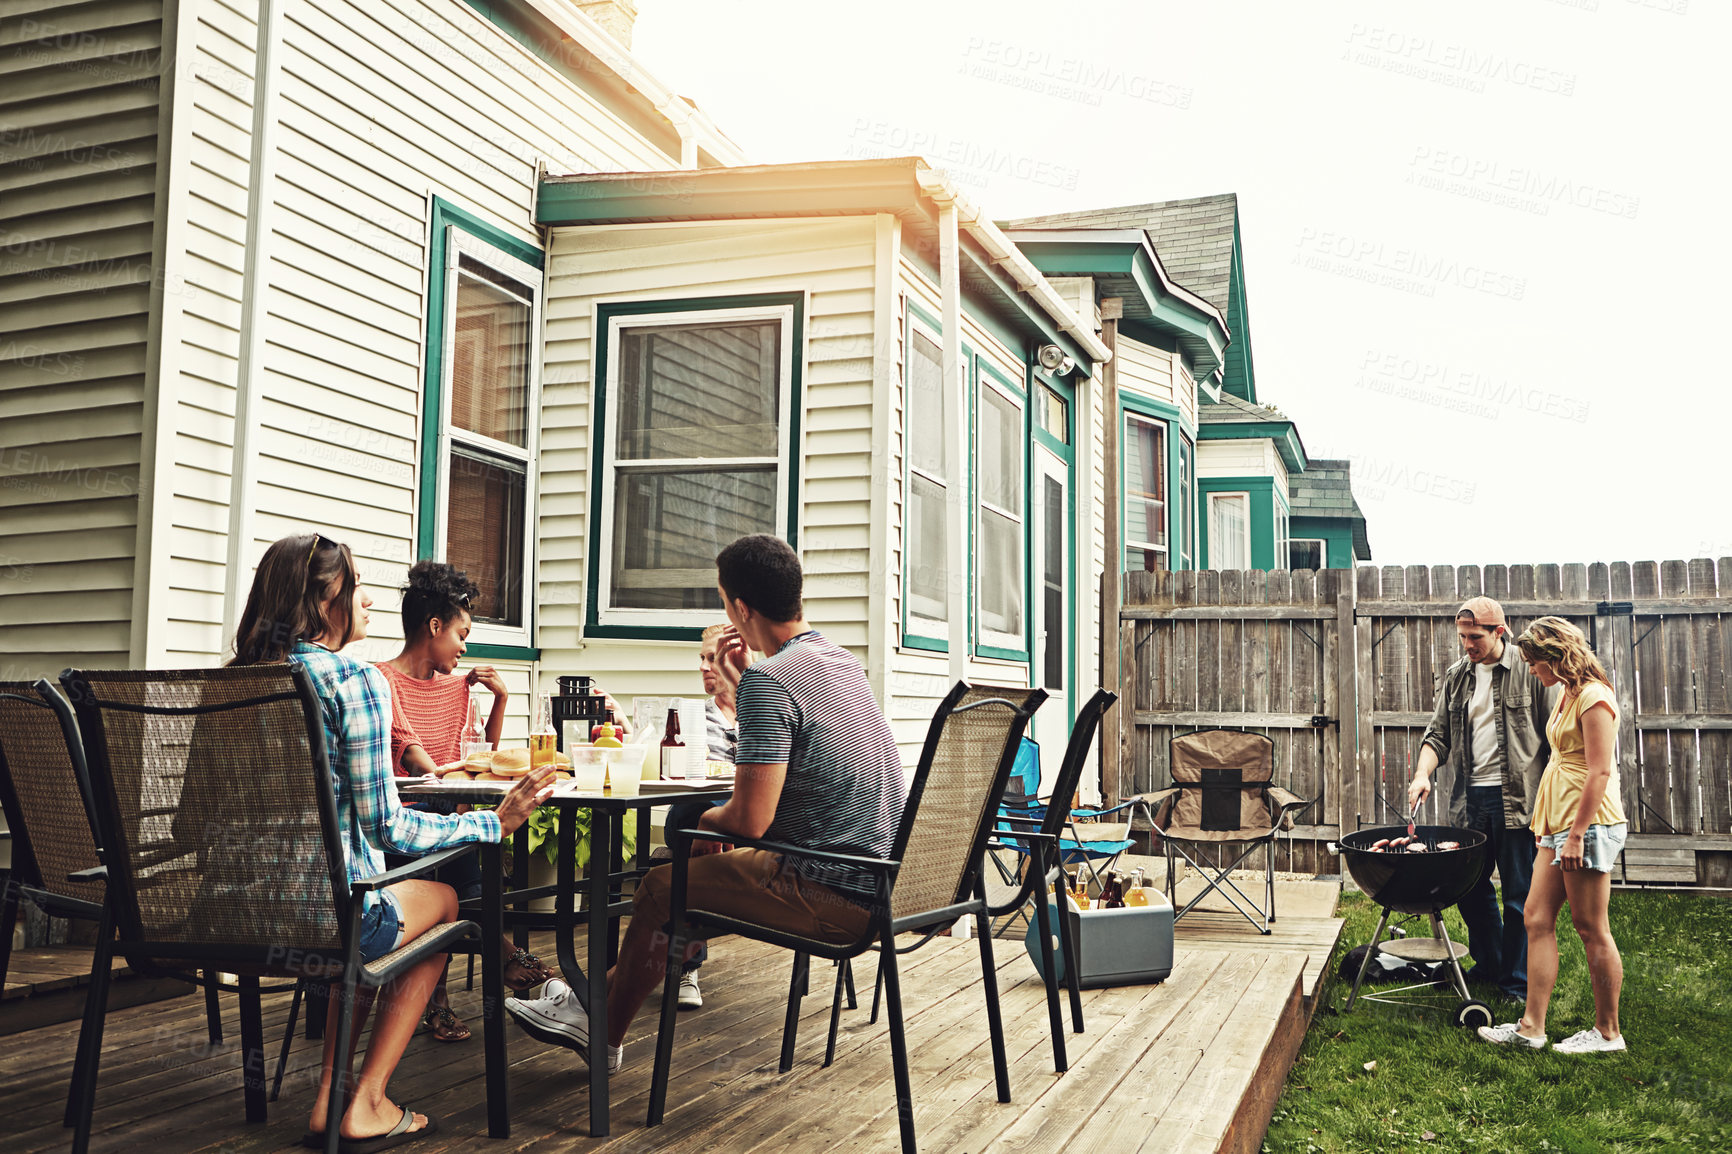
[1116,559,1732,884]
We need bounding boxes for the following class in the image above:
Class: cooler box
[1023,896,1174,989]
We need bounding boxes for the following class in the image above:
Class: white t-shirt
[1468,662,1500,786]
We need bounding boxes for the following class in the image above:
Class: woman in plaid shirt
[231,533,553,1150]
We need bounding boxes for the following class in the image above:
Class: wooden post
[1099,297,1123,802]
[1333,573,1357,843]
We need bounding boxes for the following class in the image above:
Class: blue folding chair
[991,727,1142,900]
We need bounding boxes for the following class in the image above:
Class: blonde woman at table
[229,533,555,1151]
[1477,616,1628,1054]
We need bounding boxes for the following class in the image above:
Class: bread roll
[491,748,532,776]
[434,759,468,777]
[445,769,474,781]
[464,749,494,771]
[474,771,508,782]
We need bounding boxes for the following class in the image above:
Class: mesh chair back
[1168,729,1276,834]
[890,683,1044,924]
[62,665,349,967]
[0,682,105,907]
[1039,690,1118,841]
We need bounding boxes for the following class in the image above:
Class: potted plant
[521,807,639,910]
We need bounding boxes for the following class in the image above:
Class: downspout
[221,0,284,638]
[1098,298,1123,802]
[938,203,966,685]
[656,96,698,168]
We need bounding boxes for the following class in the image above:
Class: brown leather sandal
[502,947,554,992]
[425,1004,470,1043]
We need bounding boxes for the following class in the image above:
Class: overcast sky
[631,0,1729,571]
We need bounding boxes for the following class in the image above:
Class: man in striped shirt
[508,535,905,1071]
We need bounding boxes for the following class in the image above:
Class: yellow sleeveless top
[1530,680,1626,835]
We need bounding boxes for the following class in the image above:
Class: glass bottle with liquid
[530,690,558,772]
[1101,871,1126,909]
[1123,867,1151,907]
[659,706,685,780]
[461,694,487,759]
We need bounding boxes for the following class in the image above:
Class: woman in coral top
[1478,616,1628,1054]
[377,560,552,1041]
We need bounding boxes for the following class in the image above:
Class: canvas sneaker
[1476,1021,1548,1048]
[503,978,624,1072]
[678,970,703,1010]
[1554,1027,1627,1054]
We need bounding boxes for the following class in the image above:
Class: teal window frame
[1118,393,1196,574]
[1178,433,1195,569]
[901,300,966,653]
[1197,476,1290,570]
[974,357,1029,662]
[418,197,545,662]
[584,292,804,642]
[1030,364,1076,728]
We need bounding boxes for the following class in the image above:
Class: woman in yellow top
[1477,616,1627,1053]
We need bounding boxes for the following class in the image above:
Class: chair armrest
[351,844,478,893]
[1073,798,1147,818]
[992,814,1044,828]
[681,828,900,873]
[1266,787,1316,830]
[69,866,108,885]
[987,829,1059,850]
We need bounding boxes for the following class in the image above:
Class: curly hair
[401,559,479,638]
[1515,616,1611,693]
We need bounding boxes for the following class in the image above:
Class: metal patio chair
[647,680,1045,1154]
[59,664,482,1154]
[981,688,1117,1073]
[1136,728,1313,934]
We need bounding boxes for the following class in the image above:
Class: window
[1037,383,1068,443]
[1275,501,1290,571]
[1178,435,1195,569]
[1125,414,1167,571]
[432,227,543,644]
[906,324,950,635]
[1208,492,1250,569]
[597,302,795,627]
[977,370,1024,652]
[1290,538,1327,569]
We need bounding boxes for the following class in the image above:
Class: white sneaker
[678,970,703,1010]
[1555,1027,1627,1054]
[1476,1021,1547,1048]
[503,978,624,1072]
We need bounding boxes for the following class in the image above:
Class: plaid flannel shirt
[292,643,500,913]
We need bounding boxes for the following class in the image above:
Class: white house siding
[537,217,878,721]
[1177,361,1198,429]
[131,0,681,690]
[0,0,165,678]
[1198,437,1289,499]
[885,256,1046,765]
[1116,335,1176,409]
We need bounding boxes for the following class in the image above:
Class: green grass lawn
[1262,889,1732,1153]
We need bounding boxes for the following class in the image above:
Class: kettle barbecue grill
[1336,823,1496,1029]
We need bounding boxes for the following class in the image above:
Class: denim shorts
[358,890,403,962]
[1539,822,1628,873]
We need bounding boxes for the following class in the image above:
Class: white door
[1031,445,1071,797]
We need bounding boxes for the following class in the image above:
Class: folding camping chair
[993,733,1141,901]
[1137,728,1313,934]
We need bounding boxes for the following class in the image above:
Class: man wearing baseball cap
[1408,596,1559,1002]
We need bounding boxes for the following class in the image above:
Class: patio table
[398,777,732,1138]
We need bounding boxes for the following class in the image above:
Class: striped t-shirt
[736,630,905,901]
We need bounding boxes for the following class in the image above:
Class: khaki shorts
[631,848,874,948]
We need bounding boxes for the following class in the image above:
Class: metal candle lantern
[552,675,609,751]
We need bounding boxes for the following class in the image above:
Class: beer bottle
[659,706,685,780]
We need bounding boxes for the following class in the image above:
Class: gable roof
[1004,194,1256,403]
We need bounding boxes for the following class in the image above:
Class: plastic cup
[605,745,649,796]
[566,746,608,792]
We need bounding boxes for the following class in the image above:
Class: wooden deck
[0,881,1341,1154]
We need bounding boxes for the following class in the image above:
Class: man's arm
[699,761,786,840]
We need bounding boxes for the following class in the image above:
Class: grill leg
[1433,912,1472,999]
[1345,908,1393,1013]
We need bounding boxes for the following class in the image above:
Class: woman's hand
[466,665,508,700]
[1559,830,1586,871]
[494,766,557,836]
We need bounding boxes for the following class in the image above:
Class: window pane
[1042,474,1064,690]
[1290,540,1326,569]
[1038,384,1068,443]
[611,467,776,609]
[1179,438,1194,565]
[618,321,780,460]
[908,472,947,624]
[1126,546,1164,573]
[451,259,532,449]
[908,330,946,478]
[1211,494,1248,569]
[446,450,525,625]
[980,508,1022,638]
[979,386,1020,512]
[1125,417,1166,556]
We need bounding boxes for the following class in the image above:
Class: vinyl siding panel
[1198,437,1284,486]
[1117,335,1177,409]
[0,0,162,678]
[540,217,877,722]
[144,0,682,665]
